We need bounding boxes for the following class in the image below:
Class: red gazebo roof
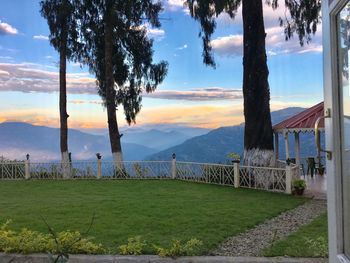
[273,102,324,133]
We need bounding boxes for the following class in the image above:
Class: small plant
[154,238,203,258]
[119,236,146,255]
[0,219,104,261]
[304,237,328,257]
[292,179,306,195]
[227,152,241,163]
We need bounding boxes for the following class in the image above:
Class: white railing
[176,161,235,185]
[0,162,25,179]
[100,161,172,179]
[239,166,287,192]
[0,157,296,194]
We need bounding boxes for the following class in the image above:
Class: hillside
[0,122,157,161]
[146,107,323,163]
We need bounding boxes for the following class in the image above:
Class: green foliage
[0,220,104,255]
[304,236,328,258]
[227,152,240,161]
[186,0,321,67]
[77,0,168,124]
[154,238,203,257]
[292,179,306,190]
[118,236,146,255]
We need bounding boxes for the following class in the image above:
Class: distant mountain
[0,122,157,161]
[122,129,190,150]
[146,107,324,163]
[80,125,210,151]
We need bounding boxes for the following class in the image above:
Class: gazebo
[272,102,325,169]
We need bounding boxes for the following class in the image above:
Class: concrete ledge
[0,253,328,263]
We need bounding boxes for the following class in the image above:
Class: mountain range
[0,122,207,161]
[0,107,323,163]
[147,107,324,163]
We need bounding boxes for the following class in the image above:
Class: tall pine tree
[40,0,82,177]
[186,0,321,166]
[78,0,168,167]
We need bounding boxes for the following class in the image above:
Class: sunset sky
[0,0,323,131]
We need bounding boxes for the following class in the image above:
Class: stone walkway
[212,199,327,256]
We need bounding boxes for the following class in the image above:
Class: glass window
[338,3,350,257]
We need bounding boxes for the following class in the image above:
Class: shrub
[119,236,146,255]
[154,238,203,258]
[292,179,306,190]
[0,220,105,255]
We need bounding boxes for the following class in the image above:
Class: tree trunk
[59,26,71,178]
[104,7,124,169]
[242,0,274,167]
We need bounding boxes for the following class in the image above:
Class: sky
[0,0,324,131]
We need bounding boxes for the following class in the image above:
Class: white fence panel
[176,162,235,185]
[239,166,287,192]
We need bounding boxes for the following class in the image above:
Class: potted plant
[227,152,241,163]
[292,179,306,195]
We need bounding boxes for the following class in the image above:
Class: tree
[186,0,321,166]
[78,0,168,167]
[40,0,82,178]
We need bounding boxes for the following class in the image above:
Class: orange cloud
[0,100,314,130]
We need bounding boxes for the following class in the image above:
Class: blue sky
[0,0,323,130]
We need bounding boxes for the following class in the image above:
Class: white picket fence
[0,158,298,194]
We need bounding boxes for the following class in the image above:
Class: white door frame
[323,0,350,262]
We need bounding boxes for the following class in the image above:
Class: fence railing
[0,157,297,194]
[176,161,236,185]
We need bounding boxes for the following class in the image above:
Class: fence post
[96,153,102,179]
[233,161,240,188]
[285,164,292,194]
[171,153,176,179]
[25,154,30,180]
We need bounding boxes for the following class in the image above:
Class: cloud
[145,87,242,101]
[177,44,188,50]
[69,100,102,105]
[33,35,49,40]
[0,63,241,102]
[210,26,322,57]
[0,63,98,94]
[0,21,18,35]
[134,23,165,40]
[163,0,189,14]
[147,28,165,39]
[0,69,10,76]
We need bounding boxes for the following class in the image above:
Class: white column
[285,164,292,194]
[25,154,30,180]
[96,153,102,179]
[274,133,279,160]
[171,153,176,179]
[284,131,290,160]
[233,162,240,188]
[294,132,301,176]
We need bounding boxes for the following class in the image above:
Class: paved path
[0,254,328,263]
[212,199,327,257]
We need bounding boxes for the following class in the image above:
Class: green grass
[0,180,305,254]
[262,213,328,257]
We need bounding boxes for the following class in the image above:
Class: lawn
[0,180,305,254]
[263,213,328,257]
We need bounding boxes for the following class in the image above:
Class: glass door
[338,4,350,258]
[323,0,350,262]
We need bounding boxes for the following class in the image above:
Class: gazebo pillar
[294,132,301,175]
[284,131,290,160]
[274,132,279,160]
